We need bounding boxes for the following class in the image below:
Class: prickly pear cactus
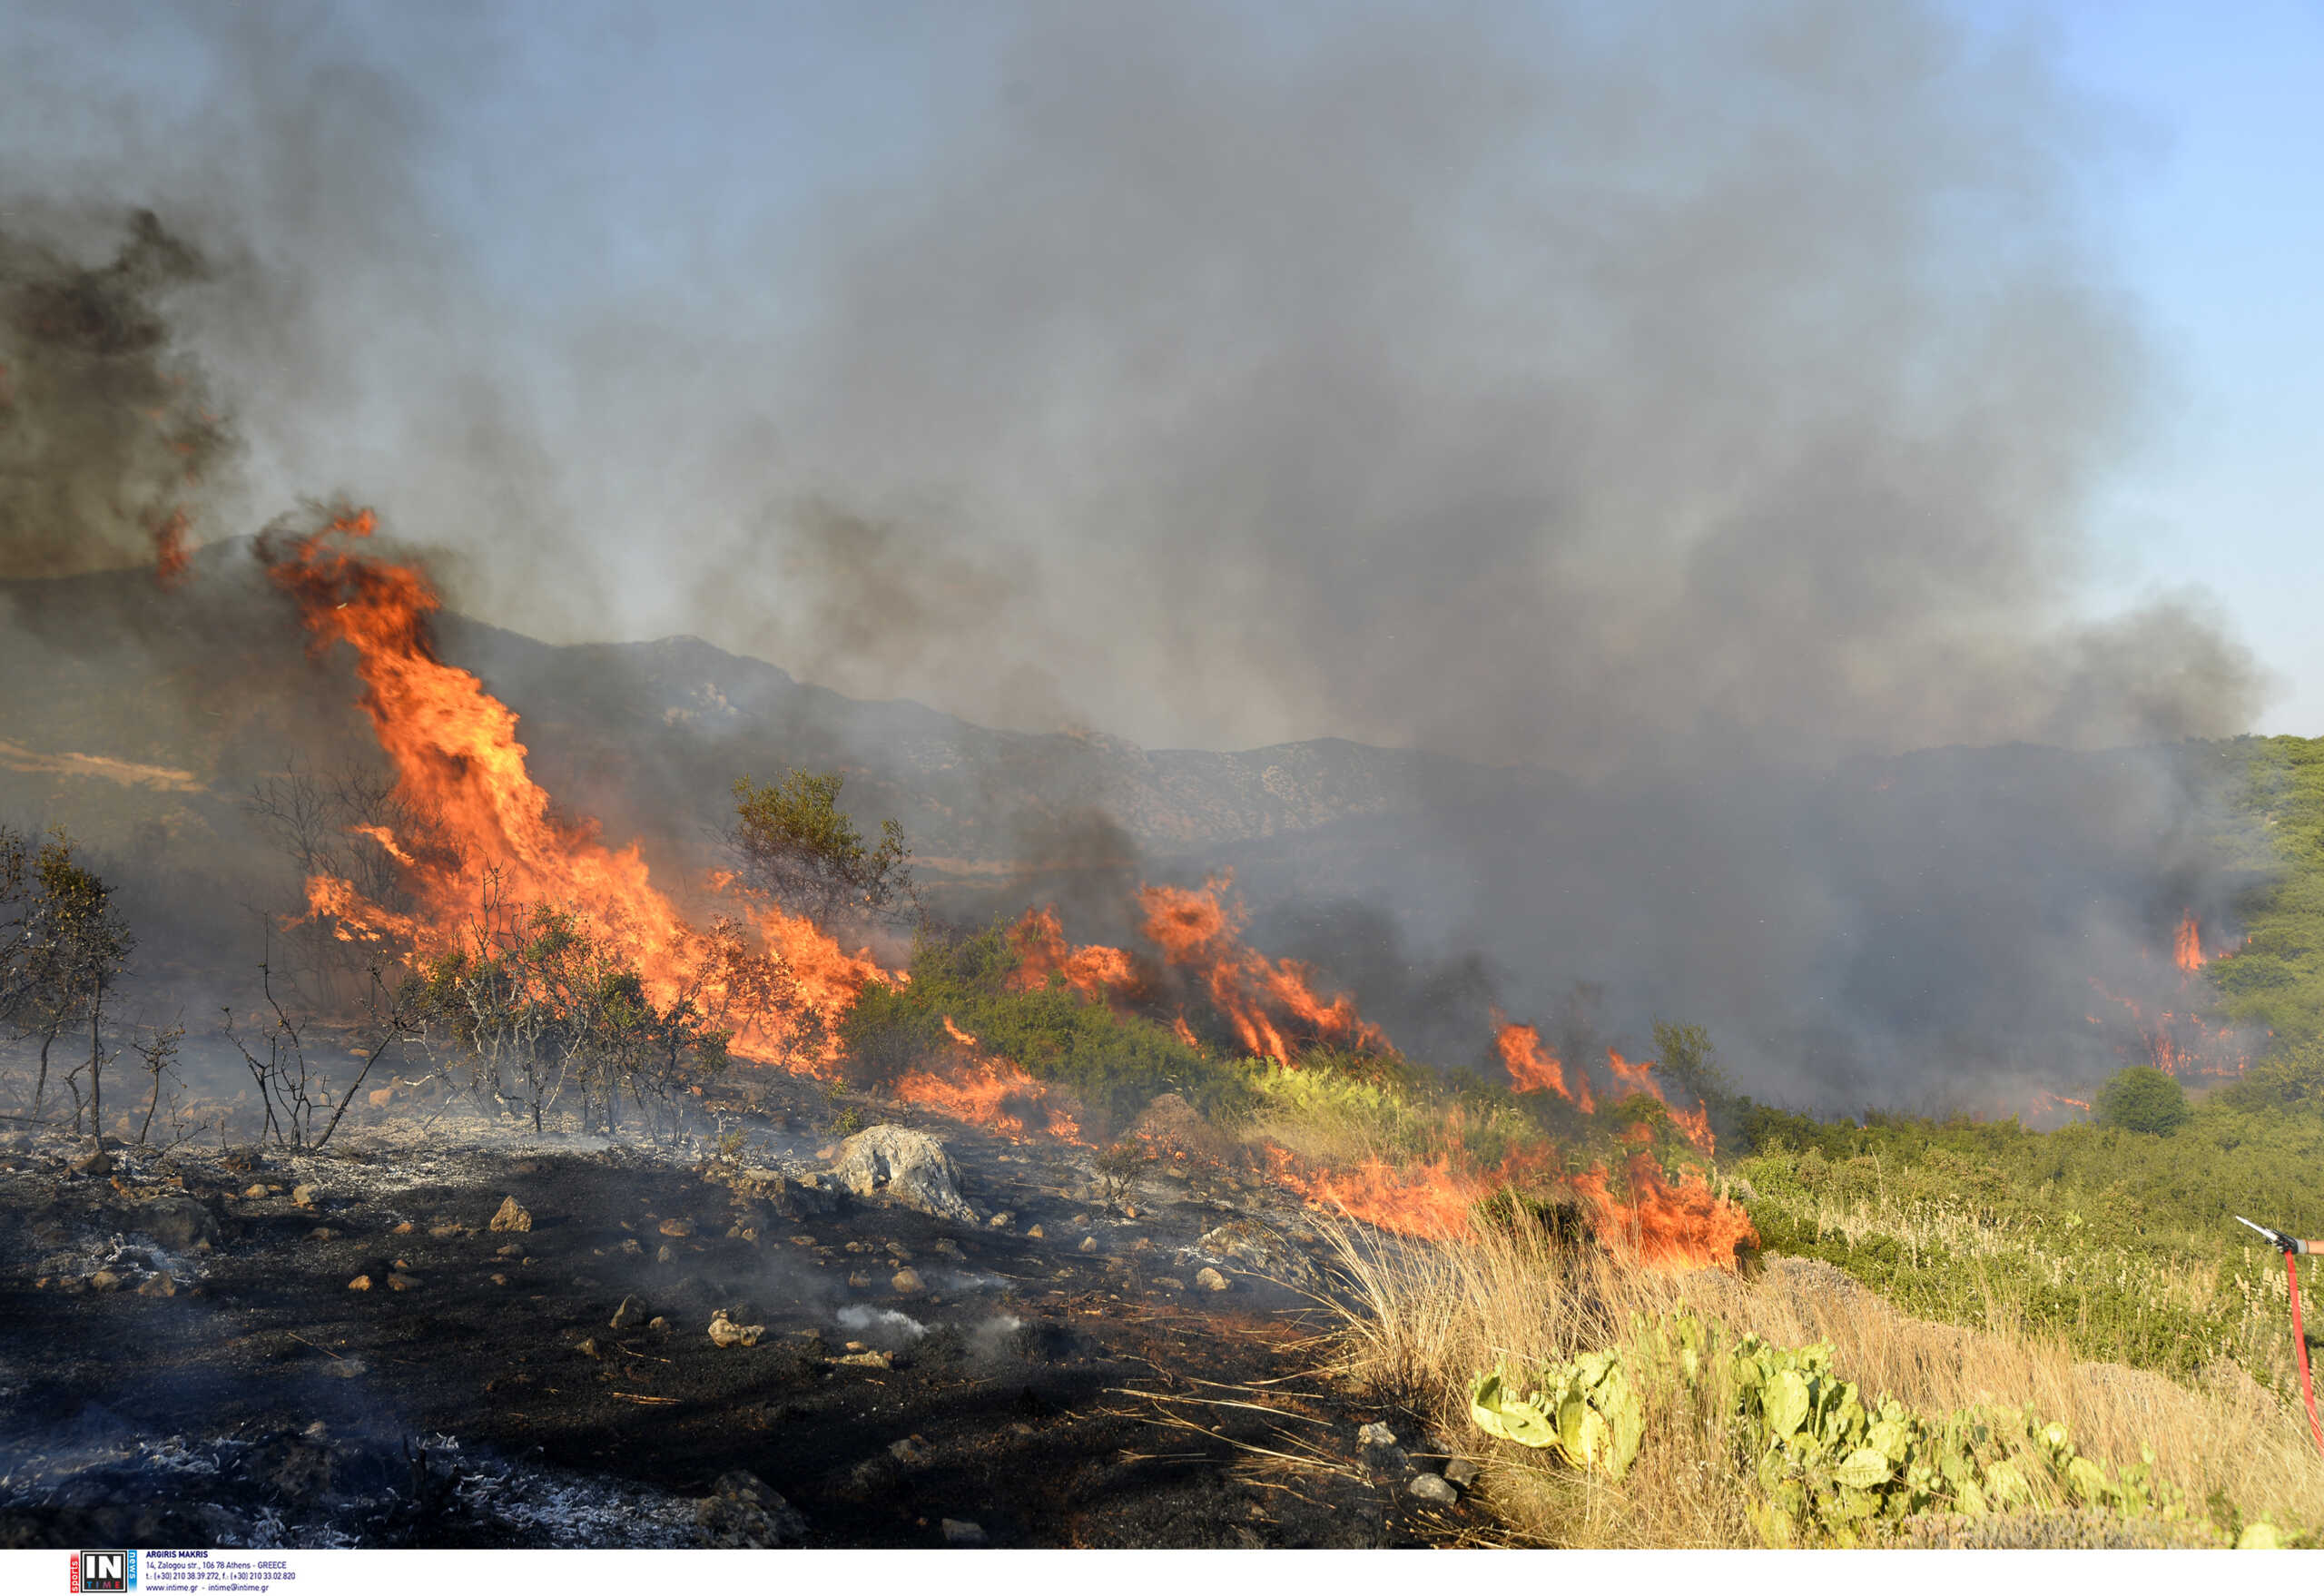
[1469,1346,1646,1480]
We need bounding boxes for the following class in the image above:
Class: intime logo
[71,1550,135,1592]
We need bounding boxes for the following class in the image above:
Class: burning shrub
[409,882,738,1137]
[839,921,1253,1136]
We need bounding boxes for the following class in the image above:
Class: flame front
[1007,905,1135,999]
[1137,875,1385,1060]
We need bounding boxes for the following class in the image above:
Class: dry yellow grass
[1313,1218,2324,1547]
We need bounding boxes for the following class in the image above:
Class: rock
[655,1244,677,1265]
[1358,1422,1399,1449]
[1408,1473,1459,1506]
[86,1269,123,1293]
[348,1275,373,1291]
[427,1224,462,1239]
[658,1217,694,1237]
[1078,1236,1098,1254]
[1443,1457,1482,1489]
[576,1337,600,1360]
[73,1149,114,1177]
[290,1184,320,1208]
[1194,1266,1230,1293]
[829,1125,977,1223]
[891,1267,925,1296]
[128,1194,220,1252]
[241,1183,271,1200]
[136,1274,176,1297]
[1026,1225,1045,1240]
[648,1316,668,1331]
[695,1470,807,1549]
[387,1273,420,1291]
[308,1227,337,1242]
[989,1211,1013,1227]
[392,1220,416,1235]
[708,1309,764,1349]
[487,1196,533,1233]
[496,1242,524,1257]
[836,1349,894,1369]
[888,1433,933,1468]
[1154,1276,1187,1291]
[490,1274,508,1286]
[940,1518,987,1546]
[1192,1220,1320,1287]
[609,1295,652,1331]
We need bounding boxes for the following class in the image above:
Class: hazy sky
[5,0,2318,755]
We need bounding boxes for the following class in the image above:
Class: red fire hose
[2240,1217,2324,1457]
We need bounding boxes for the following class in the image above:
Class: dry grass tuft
[1314,1219,2324,1547]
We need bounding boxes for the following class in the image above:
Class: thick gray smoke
[0,4,2275,1108]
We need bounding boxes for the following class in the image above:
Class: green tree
[2094,1065,2191,1136]
[728,771,915,926]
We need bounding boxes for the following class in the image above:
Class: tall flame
[1007,904,1134,999]
[2173,911,2206,973]
[1137,875,1385,1061]
[263,508,881,1068]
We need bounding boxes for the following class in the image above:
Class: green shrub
[2095,1066,2191,1136]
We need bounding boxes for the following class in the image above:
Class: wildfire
[1006,905,1134,999]
[1571,1157,1758,1270]
[263,507,883,1069]
[2173,911,2206,973]
[151,506,192,589]
[1137,875,1385,1061]
[1492,1016,1592,1109]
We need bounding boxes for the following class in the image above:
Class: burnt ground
[0,1074,1479,1549]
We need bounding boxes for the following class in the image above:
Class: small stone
[1443,1457,1482,1489]
[648,1315,668,1330]
[1358,1422,1399,1449]
[488,1196,533,1233]
[656,1244,677,1265]
[610,1295,652,1331]
[291,1183,320,1208]
[137,1274,177,1297]
[1026,1225,1044,1240]
[576,1337,601,1359]
[392,1220,416,1235]
[86,1269,123,1293]
[940,1518,986,1546]
[891,1267,925,1296]
[695,1470,807,1549]
[1078,1235,1098,1254]
[242,1183,271,1200]
[74,1148,115,1177]
[988,1211,1013,1228]
[707,1308,765,1348]
[848,1272,872,1289]
[1408,1473,1459,1506]
[788,1234,816,1246]
[1194,1266,1230,1292]
[388,1273,419,1291]
[428,1223,462,1239]
[348,1275,373,1292]
[836,1349,894,1369]
[888,1433,933,1468]
[308,1227,337,1241]
[620,1238,644,1256]
[658,1217,694,1237]
[489,1273,508,1286]
[497,1242,524,1257]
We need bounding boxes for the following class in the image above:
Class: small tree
[1,831,134,1131]
[727,771,915,927]
[2095,1064,2191,1136]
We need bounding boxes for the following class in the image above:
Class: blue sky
[2040,0,2324,734]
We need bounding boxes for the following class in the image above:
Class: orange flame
[264,508,882,1069]
[1137,875,1384,1061]
[2173,911,2206,973]
[1007,905,1134,999]
[1492,1016,1592,1109]
[1571,1156,1758,1270]
[152,506,192,590]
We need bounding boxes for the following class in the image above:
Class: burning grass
[1315,1217,2324,1547]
